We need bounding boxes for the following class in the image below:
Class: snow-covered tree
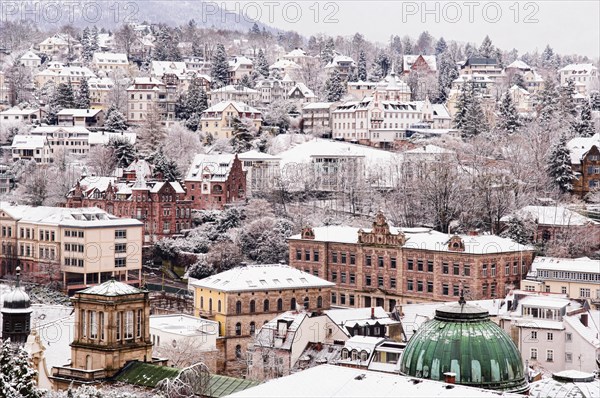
[434,37,447,56]
[161,123,203,174]
[454,81,487,138]
[435,51,458,103]
[558,79,578,122]
[75,78,91,109]
[590,91,600,111]
[415,31,434,54]
[546,134,576,193]
[153,25,181,61]
[541,44,558,70]
[239,73,254,88]
[150,149,181,181]
[321,37,335,65]
[496,90,522,133]
[238,217,294,263]
[323,69,346,102]
[53,83,75,109]
[479,35,495,58]
[230,117,258,153]
[255,49,269,77]
[105,105,128,132]
[371,51,391,81]
[501,216,534,245]
[87,145,117,176]
[0,339,42,398]
[572,101,596,137]
[357,50,367,81]
[108,135,137,168]
[210,43,229,88]
[536,79,559,127]
[137,104,165,154]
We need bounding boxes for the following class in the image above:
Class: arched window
[250,300,256,313]
[290,298,296,310]
[218,300,222,312]
[263,299,270,312]
[250,321,256,335]
[303,297,309,309]
[209,298,213,312]
[235,322,242,336]
[317,296,323,309]
[341,349,349,360]
[236,301,242,315]
[360,350,369,362]
[235,344,242,359]
[200,296,204,309]
[351,350,358,361]
[277,298,283,311]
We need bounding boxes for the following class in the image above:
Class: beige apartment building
[0,205,143,294]
[200,101,262,140]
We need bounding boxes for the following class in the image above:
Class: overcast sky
[220,0,599,58]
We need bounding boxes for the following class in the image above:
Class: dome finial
[15,266,21,288]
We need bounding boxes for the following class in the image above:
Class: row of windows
[331,292,356,306]
[64,243,85,252]
[199,296,324,314]
[64,230,84,238]
[538,269,600,282]
[530,348,561,362]
[64,258,84,267]
[81,309,142,341]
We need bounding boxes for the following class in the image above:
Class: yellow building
[190,264,333,375]
[200,101,262,140]
[0,205,143,293]
[521,257,600,309]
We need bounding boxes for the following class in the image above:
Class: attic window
[260,280,267,285]
[300,278,308,284]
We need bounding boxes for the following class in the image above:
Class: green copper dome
[399,301,528,394]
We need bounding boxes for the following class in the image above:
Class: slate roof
[78,279,144,296]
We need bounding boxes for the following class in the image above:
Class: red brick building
[66,176,192,244]
[288,212,535,311]
[184,153,247,210]
[568,133,600,198]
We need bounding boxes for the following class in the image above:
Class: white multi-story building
[209,85,261,106]
[34,64,96,89]
[238,150,281,197]
[301,102,337,136]
[498,291,600,374]
[559,64,599,96]
[92,52,130,76]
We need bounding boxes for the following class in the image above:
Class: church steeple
[1,266,33,344]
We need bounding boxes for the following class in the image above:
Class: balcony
[52,366,108,381]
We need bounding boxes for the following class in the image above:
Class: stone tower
[1,266,32,344]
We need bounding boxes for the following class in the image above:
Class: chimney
[580,313,588,327]
[371,307,375,319]
[444,372,456,384]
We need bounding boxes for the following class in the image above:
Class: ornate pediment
[448,235,465,252]
[358,211,405,246]
[301,226,315,240]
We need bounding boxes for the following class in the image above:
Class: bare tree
[87,145,117,176]
[161,123,204,175]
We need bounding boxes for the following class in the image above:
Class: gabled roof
[505,60,531,70]
[202,101,261,114]
[56,108,102,117]
[20,50,41,61]
[186,153,236,182]
[403,54,437,71]
[92,52,128,64]
[190,264,334,292]
[559,63,598,73]
[11,135,48,149]
[269,59,301,70]
[567,133,600,164]
[463,56,499,67]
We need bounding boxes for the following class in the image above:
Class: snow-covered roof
[403,54,437,71]
[228,56,253,69]
[93,52,128,64]
[325,307,392,326]
[529,370,600,398]
[506,60,531,70]
[0,205,142,228]
[290,226,532,254]
[56,108,102,117]
[149,314,218,337]
[185,153,236,182]
[30,125,90,135]
[563,310,600,349]
[289,82,316,98]
[0,108,41,116]
[128,76,165,87]
[238,150,280,161]
[87,131,136,146]
[403,144,455,155]
[87,77,114,90]
[20,50,41,61]
[151,61,187,77]
[227,364,522,398]
[559,63,598,73]
[509,85,529,95]
[302,102,335,110]
[210,85,259,94]
[325,54,356,69]
[79,279,143,296]
[255,310,308,350]
[531,256,600,274]
[567,133,600,165]
[202,101,261,114]
[502,205,597,226]
[284,48,308,58]
[269,59,301,70]
[190,264,334,292]
[11,135,47,149]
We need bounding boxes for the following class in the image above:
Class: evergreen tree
[108,135,137,168]
[357,50,367,81]
[541,45,558,69]
[255,49,269,77]
[536,79,559,127]
[559,78,578,121]
[81,27,93,62]
[151,150,181,181]
[239,73,255,88]
[0,340,42,398]
[154,26,181,61]
[230,117,256,153]
[453,81,472,130]
[512,73,526,89]
[54,83,75,109]
[138,105,165,154]
[454,81,487,138]
[496,90,522,133]
[435,37,448,56]
[402,36,413,55]
[501,217,533,245]
[323,69,346,102]
[590,91,600,111]
[415,31,434,54]
[435,51,458,103]
[105,105,128,131]
[180,78,208,131]
[371,51,391,81]
[479,35,495,58]
[75,78,90,109]
[546,134,576,193]
[572,101,595,137]
[321,37,335,65]
[210,43,229,88]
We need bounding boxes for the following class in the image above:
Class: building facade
[288,212,535,311]
[184,153,247,210]
[190,264,334,375]
[0,205,143,293]
[200,101,262,140]
[568,133,600,197]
